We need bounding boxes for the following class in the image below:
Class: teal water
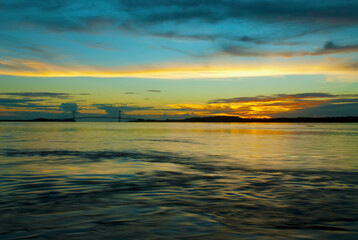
[1,122,358,239]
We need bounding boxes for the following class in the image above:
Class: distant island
[132,116,358,123]
[0,118,75,122]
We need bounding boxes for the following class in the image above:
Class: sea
[0,122,357,239]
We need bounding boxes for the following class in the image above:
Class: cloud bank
[170,93,358,118]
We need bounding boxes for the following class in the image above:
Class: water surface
[1,122,358,239]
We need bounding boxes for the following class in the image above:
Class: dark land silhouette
[132,116,358,123]
[1,116,358,123]
[0,118,75,122]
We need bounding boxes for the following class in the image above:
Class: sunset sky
[1,0,358,120]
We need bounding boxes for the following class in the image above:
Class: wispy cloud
[0,34,62,60]
[0,57,357,80]
[150,31,265,45]
[217,41,358,58]
[23,16,118,33]
[0,92,89,99]
[209,93,347,104]
[84,42,118,51]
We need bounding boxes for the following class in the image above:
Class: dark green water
[1,122,358,239]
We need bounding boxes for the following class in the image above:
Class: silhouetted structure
[73,110,136,121]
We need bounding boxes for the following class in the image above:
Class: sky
[1,0,358,120]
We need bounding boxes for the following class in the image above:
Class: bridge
[72,110,136,122]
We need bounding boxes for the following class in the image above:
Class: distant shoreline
[1,116,358,123]
[132,116,358,123]
[0,118,75,122]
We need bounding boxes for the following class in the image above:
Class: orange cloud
[168,93,355,118]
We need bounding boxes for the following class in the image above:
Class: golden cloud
[0,57,357,80]
[168,94,345,118]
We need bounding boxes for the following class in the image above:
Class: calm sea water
[1,122,358,239]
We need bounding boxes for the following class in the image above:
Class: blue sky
[1,0,358,120]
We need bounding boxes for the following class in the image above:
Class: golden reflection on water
[1,122,358,172]
[188,127,294,135]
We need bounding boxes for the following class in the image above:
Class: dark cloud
[152,32,217,41]
[0,98,60,111]
[119,0,358,26]
[0,98,40,106]
[59,103,78,112]
[93,104,153,114]
[313,41,358,55]
[1,92,71,99]
[2,1,358,33]
[147,90,161,93]
[150,31,266,46]
[218,45,272,57]
[0,0,71,11]
[1,1,119,32]
[272,103,358,118]
[218,41,358,58]
[124,92,137,95]
[0,92,89,99]
[209,93,353,104]
[1,0,357,64]
[0,92,86,113]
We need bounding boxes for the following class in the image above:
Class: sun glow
[0,58,357,80]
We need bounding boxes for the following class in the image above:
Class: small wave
[1,168,357,239]
[3,149,358,177]
[137,138,200,144]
